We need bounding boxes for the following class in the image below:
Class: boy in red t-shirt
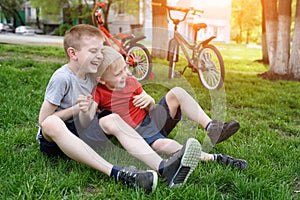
[79,46,247,170]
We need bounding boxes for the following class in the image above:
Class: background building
[2,0,231,43]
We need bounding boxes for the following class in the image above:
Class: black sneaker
[207,120,240,145]
[161,138,201,188]
[116,166,158,193]
[216,154,248,170]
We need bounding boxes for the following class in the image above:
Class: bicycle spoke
[198,45,224,90]
[209,70,220,86]
[126,44,152,80]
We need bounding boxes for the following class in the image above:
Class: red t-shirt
[93,76,147,128]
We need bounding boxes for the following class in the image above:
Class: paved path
[0,33,63,47]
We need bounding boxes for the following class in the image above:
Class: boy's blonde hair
[63,24,104,59]
[97,46,124,77]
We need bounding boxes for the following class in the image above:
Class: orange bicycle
[92,2,152,81]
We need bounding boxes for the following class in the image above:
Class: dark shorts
[36,110,112,157]
[135,96,181,145]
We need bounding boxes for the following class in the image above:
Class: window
[27,7,31,17]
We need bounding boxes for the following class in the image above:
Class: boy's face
[99,58,128,90]
[75,36,104,74]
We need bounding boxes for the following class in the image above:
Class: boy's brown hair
[63,24,104,58]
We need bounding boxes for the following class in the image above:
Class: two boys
[37,24,203,193]
[37,24,246,193]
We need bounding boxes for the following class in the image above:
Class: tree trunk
[78,0,83,24]
[103,1,111,31]
[152,0,168,59]
[36,8,41,29]
[261,0,269,64]
[289,0,300,79]
[262,0,278,67]
[271,0,291,75]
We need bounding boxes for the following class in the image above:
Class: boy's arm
[78,95,98,128]
[133,90,155,111]
[38,100,80,125]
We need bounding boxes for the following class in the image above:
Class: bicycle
[92,1,152,81]
[153,3,225,90]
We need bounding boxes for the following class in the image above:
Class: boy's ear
[67,47,77,61]
[96,76,105,84]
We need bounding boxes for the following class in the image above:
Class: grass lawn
[0,43,299,199]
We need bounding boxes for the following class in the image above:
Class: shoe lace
[117,168,137,186]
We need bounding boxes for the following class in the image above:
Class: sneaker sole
[168,138,202,188]
[147,170,158,192]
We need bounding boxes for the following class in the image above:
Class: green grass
[0,43,299,199]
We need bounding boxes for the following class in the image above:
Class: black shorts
[36,110,112,157]
[135,96,181,144]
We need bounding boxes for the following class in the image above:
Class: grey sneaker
[161,138,201,188]
[207,120,240,145]
[216,154,248,170]
[116,166,158,193]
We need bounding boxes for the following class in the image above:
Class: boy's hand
[133,92,154,109]
[78,94,93,112]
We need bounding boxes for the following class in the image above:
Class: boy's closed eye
[114,65,127,77]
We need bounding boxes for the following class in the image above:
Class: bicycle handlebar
[96,1,107,9]
[92,1,108,26]
[152,2,204,14]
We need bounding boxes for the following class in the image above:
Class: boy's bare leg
[151,138,182,154]
[151,138,214,161]
[99,114,163,171]
[166,87,240,145]
[41,115,113,176]
[166,87,211,128]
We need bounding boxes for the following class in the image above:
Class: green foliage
[55,24,74,36]
[231,0,262,44]
[0,0,26,25]
[30,0,69,22]
[0,43,299,199]
[109,0,140,16]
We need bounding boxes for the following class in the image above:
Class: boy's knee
[171,87,185,95]
[169,86,189,101]
[41,115,64,138]
[99,113,121,134]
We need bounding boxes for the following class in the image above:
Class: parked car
[15,26,35,35]
[4,24,15,33]
[0,23,3,32]
[0,23,14,33]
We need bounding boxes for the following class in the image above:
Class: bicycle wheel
[126,43,152,81]
[167,38,179,79]
[197,44,224,90]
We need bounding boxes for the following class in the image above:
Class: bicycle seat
[192,23,207,32]
[117,33,134,40]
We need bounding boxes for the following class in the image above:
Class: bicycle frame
[166,6,207,72]
[93,2,134,66]
[173,30,217,72]
[173,30,198,69]
[154,2,225,89]
[99,25,129,59]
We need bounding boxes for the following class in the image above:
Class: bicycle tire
[126,43,152,81]
[167,38,179,79]
[197,44,224,90]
